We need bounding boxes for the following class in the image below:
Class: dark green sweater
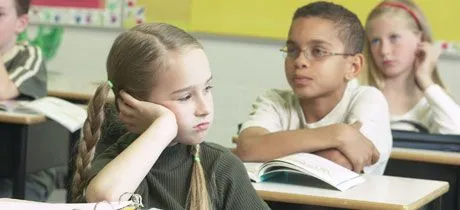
[89,133,270,210]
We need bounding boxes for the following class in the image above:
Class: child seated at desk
[70,23,269,209]
[0,0,63,202]
[0,0,46,100]
[234,1,392,175]
[362,0,460,134]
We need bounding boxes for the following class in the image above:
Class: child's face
[149,48,214,145]
[0,0,28,54]
[367,14,420,79]
[285,17,356,99]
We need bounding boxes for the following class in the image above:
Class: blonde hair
[71,23,210,210]
[361,0,445,89]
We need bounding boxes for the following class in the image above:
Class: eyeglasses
[280,46,355,61]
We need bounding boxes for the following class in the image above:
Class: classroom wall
[44,27,288,147]
[43,27,460,147]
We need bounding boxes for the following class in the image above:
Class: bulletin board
[29,0,123,28]
[123,0,192,31]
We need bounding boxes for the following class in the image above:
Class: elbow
[0,90,12,101]
[0,84,19,100]
[234,137,257,162]
[85,181,120,203]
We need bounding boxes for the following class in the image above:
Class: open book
[0,97,86,132]
[245,153,365,191]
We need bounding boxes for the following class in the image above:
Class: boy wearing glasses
[234,1,392,175]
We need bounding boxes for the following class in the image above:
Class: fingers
[117,98,136,118]
[371,145,380,164]
[418,42,441,61]
[119,90,140,109]
[333,151,353,170]
[351,121,362,129]
[351,159,364,173]
[339,159,353,171]
[316,149,353,170]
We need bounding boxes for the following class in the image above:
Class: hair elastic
[379,2,422,30]
[107,80,113,88]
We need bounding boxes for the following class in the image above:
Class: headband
[379,2,422,30]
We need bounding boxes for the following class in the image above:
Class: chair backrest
[392,130,460,152]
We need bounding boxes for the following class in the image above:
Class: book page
[0,100,40,114]
[244,162,263,182]
[20,97,86,132]
[261,153,365,191]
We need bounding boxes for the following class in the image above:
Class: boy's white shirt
[241,79,392,175]
[390,84,460,134]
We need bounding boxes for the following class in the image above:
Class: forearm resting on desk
[234,126,342,162]
[0,64,19,100]
[86,119,173,202]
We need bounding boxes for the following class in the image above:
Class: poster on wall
[31,0,104,8]
[123,0,192,31]
[29,0,123,28]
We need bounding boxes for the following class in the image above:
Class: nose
[379,40,391,57]
[195,94,211,117]
[293,50,311,70]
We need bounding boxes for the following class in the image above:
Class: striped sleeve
[7,45,47,99]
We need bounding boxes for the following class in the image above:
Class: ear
[15,14,29,35]
[345,53,364,81]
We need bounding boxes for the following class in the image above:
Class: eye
[311,48,327,57]
[370,38,381,45]
[285,46,299,58]
[204,85,213,93]
[389,34,400,42]
[178,94,192,102]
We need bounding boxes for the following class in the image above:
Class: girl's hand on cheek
[118,91,177,136]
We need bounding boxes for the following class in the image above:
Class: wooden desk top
[47,71,100,102]
[47,90,93,102]
[391,147,460,166]
[47,72,116,103]
[0,111,46,125]
[254,174,449,210]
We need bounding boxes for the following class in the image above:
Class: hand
[118,91,177,135]
[314,149,352,170]
[334,122,380,173]
[414,42,441,91]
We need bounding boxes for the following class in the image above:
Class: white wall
[42,27,460,147]
[43,27,289,147]
[437,53,460,103]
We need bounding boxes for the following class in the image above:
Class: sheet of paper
[0,200,134,210]
[21,97,86,132]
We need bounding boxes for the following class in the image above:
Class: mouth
[194,122,210,132]
[292,75,313,86]
[382,60,395,66]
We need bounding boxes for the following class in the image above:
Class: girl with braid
[70,23,269,210]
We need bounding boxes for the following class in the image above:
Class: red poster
[31,0,104,9]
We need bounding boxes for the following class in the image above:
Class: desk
[391,147,460,166]
[387,148,460,210]
[255,174,449,210]
[0,111,79,199]
[47,72,116,104]
[47,71,100,104]
[47,90,92,104]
